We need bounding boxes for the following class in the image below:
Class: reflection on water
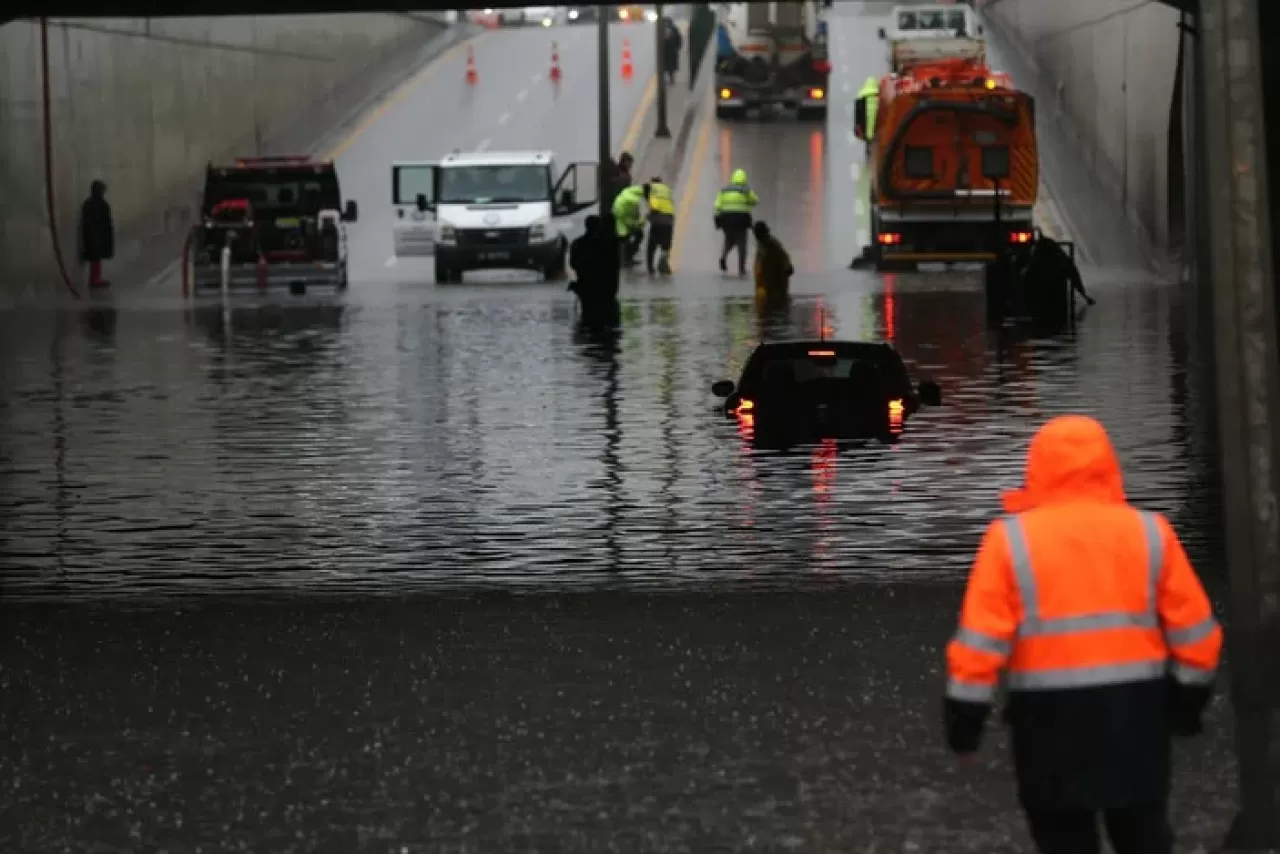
[0,272,1216,599]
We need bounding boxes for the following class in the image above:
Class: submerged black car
[711,340,941,447]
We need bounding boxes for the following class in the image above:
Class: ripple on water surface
[0,271,1217,600]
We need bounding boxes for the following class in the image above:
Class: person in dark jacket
[1021,232,1095,313]
[79,179,114,288]
[568,215,619,327]
[662,19,683,85]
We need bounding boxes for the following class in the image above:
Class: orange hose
[40,17,82,300]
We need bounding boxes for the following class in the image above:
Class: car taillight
[877,232,902,245]
[736,399,755,416]
[1010,231,1033,244]
[719,88,734,100]
[888,398,904,432]
[813,59,831,75]
[808,87,825,100]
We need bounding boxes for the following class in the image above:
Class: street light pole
[598,5,614,213]
[655,2,671,138]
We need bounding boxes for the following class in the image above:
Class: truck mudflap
[191,261,347,292]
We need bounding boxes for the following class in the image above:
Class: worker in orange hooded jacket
[944,415,1221,854]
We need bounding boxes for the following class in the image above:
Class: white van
[392,151,598,284]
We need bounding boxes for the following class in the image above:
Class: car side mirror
[877,27,886,39]
[918,380,941,407]
[711,380,735,397]
[342,200,358,222]
[416,193,429,213]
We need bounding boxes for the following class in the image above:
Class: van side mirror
[712,380,735,397]
[918,381,941,406]
[342,200,358,222]
[559,189,575,209]
[416,193,429,212]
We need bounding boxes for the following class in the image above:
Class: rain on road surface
[0,5,1234,852]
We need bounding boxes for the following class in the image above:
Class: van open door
[551,161,599,241]
[392,161,438,257]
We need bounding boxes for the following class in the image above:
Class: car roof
[441,150,553,167]
[752,340,897,357]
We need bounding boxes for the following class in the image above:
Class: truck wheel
[798,106,827,121]
[435,261,457,284]
[716,106,745,121]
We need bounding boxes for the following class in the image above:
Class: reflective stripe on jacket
[945,416,1222,705]
[648,182,675,215]
[715,184,757,214]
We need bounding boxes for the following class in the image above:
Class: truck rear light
[1010,231,1033,244]
[813,59,831,75]
[808,87,825,100]
[889,398,904,431]
[736,399,755,415]
[877,233,902,245]
[719,88,734,100]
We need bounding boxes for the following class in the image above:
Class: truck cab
[391,151,598,284]
[878,4,984,74]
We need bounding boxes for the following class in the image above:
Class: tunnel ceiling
[8,0,1197,21]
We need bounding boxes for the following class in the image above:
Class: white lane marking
[532,72,543,84]
[846,130,855,144]
[498,112,510,125]
[855,199,865,216]
[841,64,849,74]
[851,163,861,182]
[856,229,869,247]
[478,137,490,151]
[518,89,528,101]
[843,82,851,93]
[385,257,397,267]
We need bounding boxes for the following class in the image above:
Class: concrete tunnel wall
[0,13,452,290]
[977,0,1185,259]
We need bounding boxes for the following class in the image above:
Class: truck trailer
[713,1,831,120]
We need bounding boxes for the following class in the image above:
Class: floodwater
[0,271,1236,853]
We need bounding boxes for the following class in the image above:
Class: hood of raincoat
[730,168,748,185]
[1002,415,1127,513]
[858,76,879,97]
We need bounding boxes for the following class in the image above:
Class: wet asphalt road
[0,5,1236,852]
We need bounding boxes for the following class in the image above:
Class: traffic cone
[621,38,634,80]
[465,44,478,85]
[550,41,561,81]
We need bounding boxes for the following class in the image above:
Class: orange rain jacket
[943,415,1222,808]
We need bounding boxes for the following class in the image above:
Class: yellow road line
[668,104,713,269]
[322,33,486,161]
[619,75,658,154]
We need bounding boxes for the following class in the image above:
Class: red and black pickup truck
[190,155,358,294]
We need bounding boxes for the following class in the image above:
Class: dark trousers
[620,229,643,265]
[1024,804,1172,854]
[646,220,673,272]
[720,227,749,272]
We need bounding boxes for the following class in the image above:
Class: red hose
[40,17,81,300]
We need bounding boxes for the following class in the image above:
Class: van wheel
[797,106,827,121]
[716,106,745,121]
[542,239,567,281]
[435,261,457,284]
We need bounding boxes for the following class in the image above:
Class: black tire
[716,105,745,121]
[797,106,827,121]
[542,238,568,281]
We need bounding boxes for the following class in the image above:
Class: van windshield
[438,165,550,204]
